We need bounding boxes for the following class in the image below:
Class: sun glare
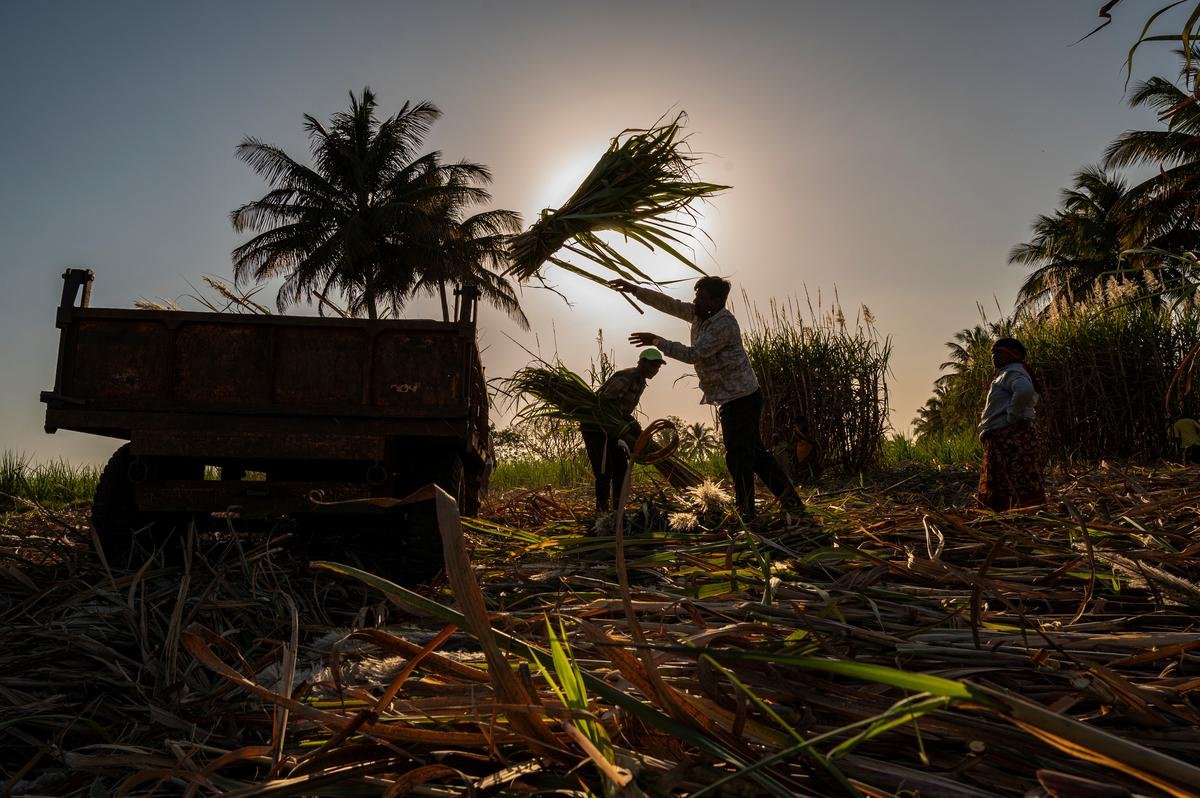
[529,149,598,216]
[527,143,721,288]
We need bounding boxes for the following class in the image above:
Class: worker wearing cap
[1169,416,1200,465]
[581,348,664,512]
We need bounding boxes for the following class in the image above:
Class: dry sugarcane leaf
[381,764,464,797]
[575,619,738,744]
[971,682,1200,798]
[1037,768,1135,798]
[428,484,569,759]
[15,462,1200,796]
[181,625,513,747]
[214,757,421,797]
[299,624,461,768]
[347,628,491,683]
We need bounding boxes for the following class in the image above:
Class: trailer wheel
[91,444,142,563]
[91,445,198,565]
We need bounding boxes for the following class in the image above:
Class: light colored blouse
[978,362,1038,437]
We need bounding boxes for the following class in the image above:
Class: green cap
[639,347,664,362]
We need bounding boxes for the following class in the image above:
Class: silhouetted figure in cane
[581,348,664,512]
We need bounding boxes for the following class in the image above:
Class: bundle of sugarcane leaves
[506,111,728,290]
[501,362,704,489]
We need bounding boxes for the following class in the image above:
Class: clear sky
[0,1,1182,464]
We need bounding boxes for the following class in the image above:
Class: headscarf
[993,337,1040,393]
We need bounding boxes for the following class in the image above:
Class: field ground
[2,463,1199,796]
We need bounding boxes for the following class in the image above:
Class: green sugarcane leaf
[702,655,861,796]
[827,696,952,759]
[702,650,976,699]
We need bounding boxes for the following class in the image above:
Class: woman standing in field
[977,337,1046,511]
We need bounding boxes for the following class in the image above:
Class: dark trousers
[582,428,628,512]
[719,389,800,515]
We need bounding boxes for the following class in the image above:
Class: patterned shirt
[632,286,759,407]
[978,362,1038,437]
[597,367,648,417]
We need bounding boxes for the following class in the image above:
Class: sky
[0,0,1185,465]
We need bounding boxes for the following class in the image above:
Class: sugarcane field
[9,4,1200,798]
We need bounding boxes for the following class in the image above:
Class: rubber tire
[90,444,138,563]
[90,446,200,565]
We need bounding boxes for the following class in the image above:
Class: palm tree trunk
[438,280,450,322]
[365,281,378,320]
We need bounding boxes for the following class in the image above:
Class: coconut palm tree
[680,421,720,460]
[410,201,529,329]
[938,324,995,378]
[1102,46,1200,280]
[917,323,1009,440]
[1009,166,1134,314]
[231,87,524,321]
[912,388,948,441]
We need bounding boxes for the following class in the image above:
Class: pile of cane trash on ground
[3,464,1200,796]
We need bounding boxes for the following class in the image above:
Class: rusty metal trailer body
[42,271,490,542]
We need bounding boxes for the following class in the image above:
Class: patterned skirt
[978,420,1046,511]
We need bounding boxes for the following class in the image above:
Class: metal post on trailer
[456,283,481,325]
[59,268,94,309]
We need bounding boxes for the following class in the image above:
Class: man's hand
[629,332,658,347]
[608,279,638,293]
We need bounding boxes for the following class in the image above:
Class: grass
[490,453,729,492]
[0,447,718,508]
[0,450,99,509]
[490,456,593,491]
[880,430,982,469]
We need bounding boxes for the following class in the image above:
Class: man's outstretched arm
[609,280,694,322]
[634,313,735,365]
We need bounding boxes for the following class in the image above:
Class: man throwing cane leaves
[610,276,805,521]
